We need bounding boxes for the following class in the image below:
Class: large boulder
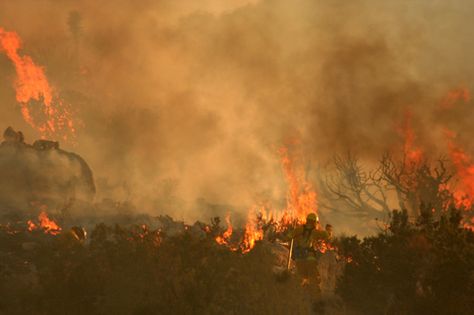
[0,127,95,213]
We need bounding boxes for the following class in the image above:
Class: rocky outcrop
[0,127,95,213]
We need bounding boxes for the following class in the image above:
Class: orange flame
[464,218,474,232]
[38,211,62,235]
[0,27,77,140]
[27,220,37,231]
[440,87,470,109]
[397,110,423,165]
[439,88,474,212]
[215,144,321,254]
[437,88,474,230]
[402,111,423,165]
[279,145,318,223]
[241,206,265,254]
[444,130,474,209]
[27,210,62,235]
[215,213,233,246]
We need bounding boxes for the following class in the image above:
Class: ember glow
[27,220,37,231]
[0,27,77,140]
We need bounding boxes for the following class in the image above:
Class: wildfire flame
[27,210,62,235]
[434,88,474,229]
[279,145,318,223]
[241,206,265,254]
[398,110,423,165]
[27,220,37,231]
[0,27,77,140]
[389,88,474,230]
[214,144,321,254]
[215,213,234,246]
[440,87,470,109]
[439,88,474,215]
[444,130,474,209]
[38,211,62,235]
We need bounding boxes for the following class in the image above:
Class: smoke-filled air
[1,1,474,314]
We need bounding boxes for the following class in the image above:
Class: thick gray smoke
[0,0,473,225]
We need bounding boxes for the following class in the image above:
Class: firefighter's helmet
[306,213,318,223]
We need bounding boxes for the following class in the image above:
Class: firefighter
[286,213,331,294]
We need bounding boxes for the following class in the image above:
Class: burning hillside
[0,195,473,314]
[2,1,474,314]
[0,123,473,313]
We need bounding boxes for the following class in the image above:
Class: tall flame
[279,145,318,223]
[439,88,474,211]
[215,144,320,254]
[437,88,474,230]
[0,27,77,140]
[241,206,265,254]
[444,129,474,209]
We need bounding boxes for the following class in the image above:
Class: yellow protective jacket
[287,225,330,260]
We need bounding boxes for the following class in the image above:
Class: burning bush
[0,214,317,315]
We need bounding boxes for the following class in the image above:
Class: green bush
[336,208,474,315]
